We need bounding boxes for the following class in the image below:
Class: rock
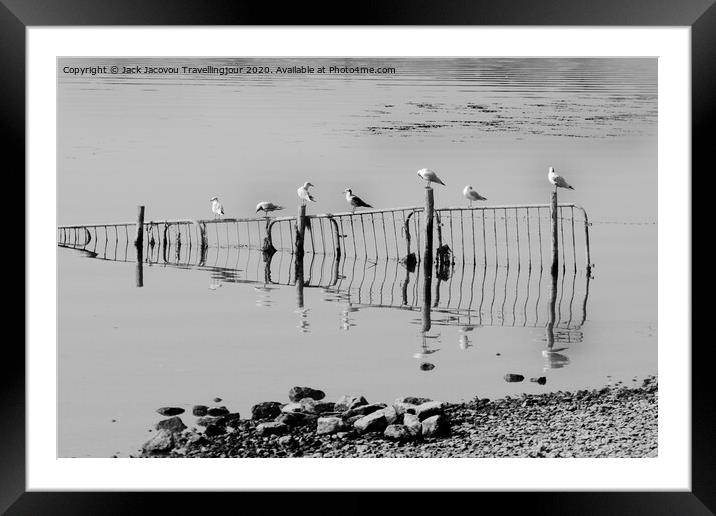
[403,413,422,437]
[196,416,217,427]
[156,407,184,417]
[381,406,402,425]
[213,397,222,402]
[214,413,242,428]
[299,398,317,413]
[393,402,419,416]
[192,405,208,417]
[415,401,445,421]
[396,397,432,405]
[281,402,304,414]
[345,415,363,427]
[421,415,450,438]
[187,433,208,446]
[420,363,435,371]
[316,416,347,435]
[207,406,230,417]
[314,401,336,414]
[504,374,525,383]
[204,423,226,437]
[530,376,547,385]
[278,436,292,446]
[343,403,387,419]
[335,395,368,412]
[251,401,283,420]
[142,429,174,453]
[276,412,316,427]
[155,416,187,434]
[384,424,414,441]
[288,386,326,402]
[354,411,388,434]
[256,422,289,437]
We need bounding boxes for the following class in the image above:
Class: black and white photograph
[56,57,658,460]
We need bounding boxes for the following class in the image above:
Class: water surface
[58,58,657,457]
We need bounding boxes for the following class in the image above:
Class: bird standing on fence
[548,167,575,191]
[256,201,284,216]
[210,196,224,218]
[463,185,487,206]
[417,168,446,188]
[343,188,373,213]
[297,182,316,205]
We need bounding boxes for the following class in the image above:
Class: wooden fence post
[261,218,277,254]
[402,211,417,270]
[550,191,558,278]
[295,205,306,259]
[422,187,434,332]
[134,206,145,248]
[329,217,341,258]
[294,205,307,297]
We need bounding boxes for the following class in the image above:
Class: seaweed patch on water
[366,122,448,135]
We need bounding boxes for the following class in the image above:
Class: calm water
[58,58,657,457]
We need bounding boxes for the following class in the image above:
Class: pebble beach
[137,376,658,459]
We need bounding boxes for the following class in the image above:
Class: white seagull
[417,168,446,188]
[548,167,575,191]
[256,201,284,215]
[210,196,224,218]
[343,188,373,213]
[297,182,316,205]
[463,185,487,206]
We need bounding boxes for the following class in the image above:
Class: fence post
[294,205,306,280]
[261,218,277,254]
[402,211,416,269]
[295,205,306,257]
[422,187,434,332]
[550,191,558,278]
[329,217,341,258]
[134,206,145,248]
[580,206,592,275]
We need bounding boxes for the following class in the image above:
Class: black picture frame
[5,0,708,513]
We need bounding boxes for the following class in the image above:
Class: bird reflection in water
[414,331,440,371]
[458,325,477,350]
[340,304,359,331]
[254,285,276,308]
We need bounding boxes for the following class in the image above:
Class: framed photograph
[8,0,708,512]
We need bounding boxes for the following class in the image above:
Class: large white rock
[335,395,368,412]
[354,411,388,434]
[316,416,347,435]
[142,429,174,454]
[403,413,422,437]
[421,414,450,437]
[416,401,446,421]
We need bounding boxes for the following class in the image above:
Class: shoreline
[137,377,657,458]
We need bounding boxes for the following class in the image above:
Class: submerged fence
[59,191,589,360]
[57,202,591,272]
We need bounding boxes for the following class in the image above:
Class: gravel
[137,376,657,458]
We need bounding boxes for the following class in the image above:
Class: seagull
[256,201,284,215]
[210,196,224,218]
[463,185,487,206]
[417,168,446,188]
[343,188,373,213]
[548,167,575,191]
[297,182,316,205]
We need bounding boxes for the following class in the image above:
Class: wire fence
[58,203,591,271]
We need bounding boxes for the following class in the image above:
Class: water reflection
[60,234,591,370]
